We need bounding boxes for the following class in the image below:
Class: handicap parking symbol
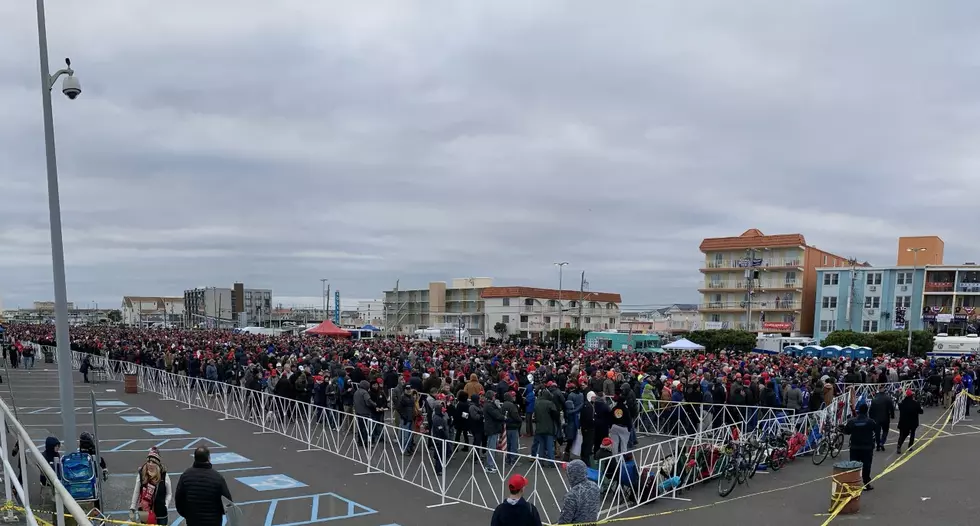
[236,474,307,492]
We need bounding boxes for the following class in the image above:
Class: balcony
[700,257,804,272]
[957,282,980,294]
[699,279,803,292]
[924,282,954,293]
[700,301,802,312]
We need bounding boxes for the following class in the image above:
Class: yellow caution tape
[0,502,155,526]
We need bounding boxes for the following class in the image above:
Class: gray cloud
[2,0,979,311]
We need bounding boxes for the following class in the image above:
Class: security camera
[62,74,81,100]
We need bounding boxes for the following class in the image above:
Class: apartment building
[383,278,622,337]
[699,228,852,335]
[183,283,272,328]
[482,287,622,338]
[121,296,184,327]
[357,300,385,326]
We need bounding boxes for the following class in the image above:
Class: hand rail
[0,395,93,526]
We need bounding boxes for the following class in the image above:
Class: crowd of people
[4,323,978,525]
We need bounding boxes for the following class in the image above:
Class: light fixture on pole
[555,262,569,348]
[320,278,329,321]
[35,0,83,449]
[906,247,927,356]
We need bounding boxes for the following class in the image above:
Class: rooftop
[699,228,807,252]
[480,286,621,304]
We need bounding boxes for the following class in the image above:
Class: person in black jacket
[843,403,881,490]
[489,474,542,526]
[580,392,596,467]
[869,388,895,451]
[175,447,232,526]
[896,389,923,454]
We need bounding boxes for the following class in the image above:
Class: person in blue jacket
[524,379,536,437]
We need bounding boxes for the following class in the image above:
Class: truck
[754,335,817,355]
[928,333,980,359]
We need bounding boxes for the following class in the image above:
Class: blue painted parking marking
[106,492,376,526]
[237,474,307,492]
[109,466,271,478]
[208,452,251,465]
[95,400,127,406]
[86,437,224,452]
[22,406,149,415]
[144,427,189,436]
[121,415,161,423]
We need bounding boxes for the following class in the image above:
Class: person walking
[869,386,894,451]
[896,389,923,454]
[556,460,600,524]
[843,403,880,490]
[129,448,172,525]
[489,474,542,526]
[175,447,232,526]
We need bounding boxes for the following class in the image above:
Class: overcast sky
[2,1,979,311]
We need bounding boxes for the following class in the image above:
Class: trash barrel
[124,373,138,394]
[43,348,54,364]
[831,460,863,514]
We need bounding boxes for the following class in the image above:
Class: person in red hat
[489,474,542,526]
[896,388,923,454]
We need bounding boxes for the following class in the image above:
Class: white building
[482,287,622,339]
[183,283,273,328]
[357,300,385,326]
[121,297,184,327]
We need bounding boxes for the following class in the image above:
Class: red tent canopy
[305,320,351,337]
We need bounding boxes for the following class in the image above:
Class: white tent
[662,338,706,351]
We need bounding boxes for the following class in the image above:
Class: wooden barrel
[831,460,863,514]
[124,373,138,394]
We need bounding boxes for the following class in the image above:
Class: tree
[106,310,122,323]
[820,329,934,357]
[547,328,587,342]
[686,329,757,353]
[493,322,508,340]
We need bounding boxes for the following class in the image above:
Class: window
[822,297,838,309]
[590,302,599,308]
[862,320,879,332]
[823,255,828,265]
[786,271,797,283]
[524,298,534,306]
[609,317,616,325]
[866,272,882,285]
[502,298,510,307]
[864,296,881,308]
[823,273,839,286]
[710,314,721,322]
[519,315,528,323]
[548,300,556,307]
[569,300,577,307]
[895,296,912,309]
[585,317,591,323]
[543,316,551,323]
[820,319,837,332]
[714,253,723,264]
[896,272,913,285]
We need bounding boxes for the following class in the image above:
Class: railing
[703,280,803,290]
[0,395,94,526]
[925,282,954,292]
[957,282,980,293]
[52,345,928,522]
[700,302,802,310]
[953,390,968,426]
[703,258,803,269]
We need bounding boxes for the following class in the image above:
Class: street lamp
[554,262,569,348]
[35,0,83,447]
[320,278,329,321]
[907,247,927,356]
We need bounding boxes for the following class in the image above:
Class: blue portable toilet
[854,346,872,360]
[784,344,804,357]
[803,345,822,358]
[824,345,843,359]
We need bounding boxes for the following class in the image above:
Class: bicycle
[812,421,844,466]
[717,439,754,497]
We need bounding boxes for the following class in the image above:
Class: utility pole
[320,278,328,321]
[846,258,858,331]
[555,262,569,348]
[744,249,758,332]
[578,271,586,329]
[907,248,926,356]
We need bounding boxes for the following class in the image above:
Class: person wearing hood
[896,389,923,454]
[469,393,486,450]
[523,380,536,437]
[784,380,803,411]
[353,380,380,446]
[580,392,597,467]
[557,460,600,524]
[464,373,484,398]
[483,391,506,473]
[39,437,61,502]
[175,447,232,526]
[490,474,542,526]
[531,389,559,464]
[501,392,522,466]
[869,386,895,452]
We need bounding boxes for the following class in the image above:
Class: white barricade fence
[634,400,795,438]
[58,347,929,521]
[952,390,968,426]
[0,395,94,526]
[838,380,925,405]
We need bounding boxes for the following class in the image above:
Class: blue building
[813,266,926,342]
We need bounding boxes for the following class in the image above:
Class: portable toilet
[854,346,872,360]
[784,344,804,357]
[803,345,822,357]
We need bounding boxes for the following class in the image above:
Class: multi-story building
[699,228,852,335]
[657,304,700,334]
[813,266,925,341]
[356,300,385,327]
[183,283,272,328]
[384,278,495,334]
[383,278,622,338]
[482,287,622,338]
[33,301,75,311]
[121,296,184,327]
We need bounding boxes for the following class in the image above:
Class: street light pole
[907,247,926,356]
[35,0,79,448]
[320,278,328,321]
[555,262,569,348]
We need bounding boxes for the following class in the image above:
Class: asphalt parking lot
[1,364,491,526]
[4,363,976,526]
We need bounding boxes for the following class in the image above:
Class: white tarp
[662,338,706,351]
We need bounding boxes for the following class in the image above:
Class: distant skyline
[4,2,980,313]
